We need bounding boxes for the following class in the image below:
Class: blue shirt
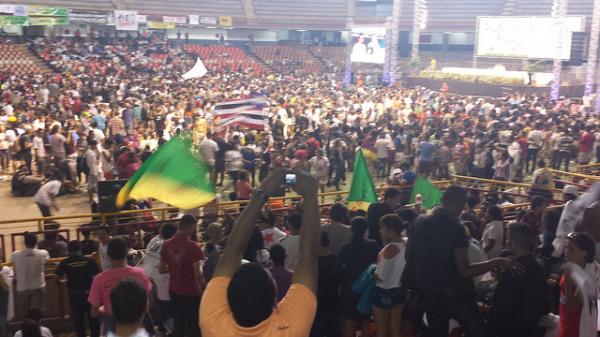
[419,141,435,162]
[92,114,106,131]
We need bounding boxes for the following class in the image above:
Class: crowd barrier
[0,176,573,329]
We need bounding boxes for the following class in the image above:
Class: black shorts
[373,287,406,309]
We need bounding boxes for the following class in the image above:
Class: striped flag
[213,96,268,131]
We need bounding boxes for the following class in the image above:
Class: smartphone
[285,174,297,186]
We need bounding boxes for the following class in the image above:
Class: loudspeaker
[97,179,128,213]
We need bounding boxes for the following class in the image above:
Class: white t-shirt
[375,138,393,158]
[138,236,170,300]
[199,138,218,166]
[528,130,544,149]
[32,136,45,157]
[224,150,243,172]
[11,248,49,291]
[482,220,504,259]
[261,227,287,249]
[101,149,114,174]
[278,235,300,271]
[309,156,330,179]
[14,326,52,337]
[33,180,61,207]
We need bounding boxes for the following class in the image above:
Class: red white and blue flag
[213,96,268,131]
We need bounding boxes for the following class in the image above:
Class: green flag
[347,149,378,211]
[409,176,443,209]
[116,135,215,209]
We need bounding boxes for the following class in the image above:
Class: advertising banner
[69,12,108,24]
[218,16,232,27]
[114,10,138,31]
[0,4,27,16]
[200,16,217,25]
[29,6,68,17]
[163,16,186,24]
[148,21,175,29]
[188,15,199,25]
[0,15,27,26]
[29,16,69,25]
[136,14,147,24]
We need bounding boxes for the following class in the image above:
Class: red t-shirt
[161,233,204,296]
[88,266,152,316]
[558,275,580,337]
[579,132,594,153]
[236,180,253,200]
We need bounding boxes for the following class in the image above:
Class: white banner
[189,15,199,25]
[137,15,147,24]
[199,16,217,25]
[0,4,27,15]
[163,16,186,24]
[114,10,138,31]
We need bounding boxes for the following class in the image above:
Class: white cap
[563,185,578,196]
[415,194,423,205]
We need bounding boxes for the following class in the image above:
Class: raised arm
[290,170,320,294]
[213,168,286,278]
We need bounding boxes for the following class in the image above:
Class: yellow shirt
[200,277,317,337]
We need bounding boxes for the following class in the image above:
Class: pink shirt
[88,266,152,316]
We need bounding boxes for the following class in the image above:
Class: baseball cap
[563,185,578,196]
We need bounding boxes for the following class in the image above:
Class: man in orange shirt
[200,168,319,337]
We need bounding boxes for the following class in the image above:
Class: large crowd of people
[1,32,600,337]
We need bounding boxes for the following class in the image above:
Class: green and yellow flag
[409,176,443,209]
[116,135,215,209]
[347,149,378,211]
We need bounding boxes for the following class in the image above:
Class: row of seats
[0,43,46,75]
[122,0,245,18]
[184,45,262,73]
[251,45,325,74]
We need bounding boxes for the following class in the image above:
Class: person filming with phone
[200,168,320,337]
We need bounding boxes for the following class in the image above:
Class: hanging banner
[188,15,199,25]
[136,14,147,24]
[0,4,28,16]
[163,16,186,24]
[200,16,217,25]
[218,16,232,27]
[69,12,108,24]
[114,10,138,31]
[28,6,68,17]
[29,16,69,25]
[0,15,28,26]
[148,21,175,29]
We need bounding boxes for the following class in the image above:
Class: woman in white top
[482,205,505,259]
[374,214,407,337]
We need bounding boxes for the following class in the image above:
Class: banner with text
[188,15,199,25]
[200,16,217,25]
[114,10,138,31]
[69,12,108,24]
[29,16,69,25]
[136,15,147,24]
[0,4,28,16]
[148,21,175,29]
[218,16,232,27]
[28,6,68,16]
[163,16,186,24]
[0,15,28,26]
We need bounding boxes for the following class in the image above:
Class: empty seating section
[0,44,45,75]
[512,0,554,15]
[425,0,505,31]
[253,0,347,29]
[251,45,324,74]
[123,0,245,19]
[184,45,262,73]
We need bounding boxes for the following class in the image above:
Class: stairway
[3,44,54,74]
[307,46,328,69]
[243,45,275,72]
